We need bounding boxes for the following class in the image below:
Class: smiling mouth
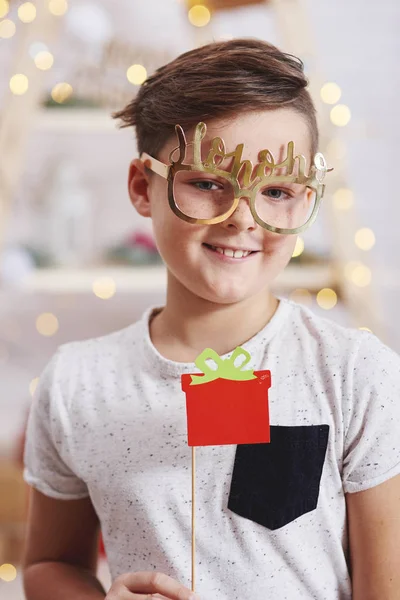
[203,243,259,259]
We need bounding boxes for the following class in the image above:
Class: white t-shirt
[23,298,400,600]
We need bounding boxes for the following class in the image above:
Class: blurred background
[0,0,399,596]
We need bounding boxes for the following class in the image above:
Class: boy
[22,39,400,600]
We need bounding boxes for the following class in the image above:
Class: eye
[192,180,222,191]
[263,187,291,201]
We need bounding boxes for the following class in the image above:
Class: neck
[150,271,279,362]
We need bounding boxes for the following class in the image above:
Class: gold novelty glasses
[140,122,332,235]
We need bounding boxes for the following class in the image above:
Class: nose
[222,196,257,231]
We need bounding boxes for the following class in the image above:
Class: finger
[121,571,198,600]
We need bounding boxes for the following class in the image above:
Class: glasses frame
[140,122,332,235]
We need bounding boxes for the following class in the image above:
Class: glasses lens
[173,170,235,220]
[254,183,317,230]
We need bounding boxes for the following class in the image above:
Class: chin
[195,280,265,305]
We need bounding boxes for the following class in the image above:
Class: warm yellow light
[0,0,10,19]
[29,377,39,397]
[18,1,36,22]
[333,188,354,211]
[292,236,305,258]
[34,50,54,70]
[330,104,351,127]
[355,227,375,251]
[51,82,73,103]
[359,326,372,333]
[48,0,68,16]
[316,288,337,310]
[320,82,342,105]
[345,262,372,287]
[0,563,17,582]
[289,288,312,306]
[126,64,147,85]
[36,313,59,337]
[0,17,15,37]
[10,74,29,95]
[188,4,211,27]
[92,277,116,300]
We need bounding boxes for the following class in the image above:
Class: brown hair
[113,38,318,159]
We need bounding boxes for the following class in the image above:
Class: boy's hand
[105,571,199,600]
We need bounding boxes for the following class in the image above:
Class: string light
[36,313,59,337]
[292,237,304,258]
[92,277,116,300]
[289,288,312,306]
[29,377,39,397]
[345,262,372,287]
[0,564,17,582]
[333,188,354,211]
[0,17,15,38]
[48,0,68,16]
[316,288,337,310]
[34,50,54,70]
[51,82,73,103]
[355,228,375,251]
[9,74,29,95]
[18,1,36,22]
[320,82,342,105]
[0,0,10,19]
[126,64,147,85]
[330,104,351,127]
[188,4,211,27]
[359,326,372,333]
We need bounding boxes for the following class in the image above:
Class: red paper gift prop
[181,347,271,446]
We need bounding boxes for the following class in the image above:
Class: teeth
[214,246,251,258]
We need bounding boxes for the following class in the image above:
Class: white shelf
[17,263,335,294]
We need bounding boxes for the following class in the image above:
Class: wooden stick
[191,446,196,593]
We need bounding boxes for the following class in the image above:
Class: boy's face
[129,108,313,305]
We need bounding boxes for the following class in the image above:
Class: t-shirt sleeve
[342,332,400,494]
[23,347,89,500]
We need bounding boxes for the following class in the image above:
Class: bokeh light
[0,563,17,582]
[188,5,211,27]
[345,262,372,287]
[355,228,376,251]
[0,18,15,38]
[34,50,54,70]
[9,74,29,95]
[292,237,305,258]
[333,188,354,211]
[29,377,39,397]
[36,313,59,337]
[330,104,351,127]
[0,0,10,19]
[126,64,147,85]
[18,2,36,23]
[48,0,68,16]
[51,82,73,103]
[92,277,116,300]
[316,288,338,310]
[320,82,342,104]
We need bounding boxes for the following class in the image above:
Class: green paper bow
[190,346,256,385]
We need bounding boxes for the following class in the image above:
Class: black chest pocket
[227,425,329,531]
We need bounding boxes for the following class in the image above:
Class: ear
[128,158,152,218]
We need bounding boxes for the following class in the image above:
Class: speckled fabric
[23,298,400,600]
